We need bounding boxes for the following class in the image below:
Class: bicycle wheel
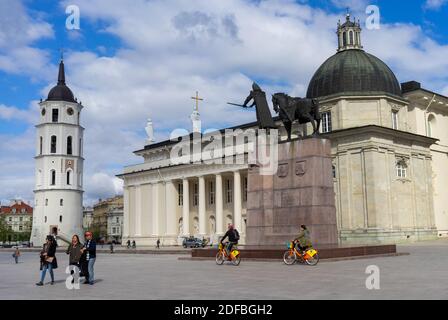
[232,254,241,266]
[283,250,296,265]
[305,253,319,266]
[215,251,225,265]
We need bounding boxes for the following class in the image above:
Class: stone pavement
[0,240,447,300]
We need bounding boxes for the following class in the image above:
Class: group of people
[126,240,137,249]
[35,231,97,286]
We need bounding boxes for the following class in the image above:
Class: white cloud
[424,0,448,10]
[0,103,39,124]
[0,0,54,79]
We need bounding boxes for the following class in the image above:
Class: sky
[0,0,447,206]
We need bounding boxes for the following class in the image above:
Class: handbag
[45,256,54,263]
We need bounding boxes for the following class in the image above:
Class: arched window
[349,31,354,45]
[342,31,347,46]
[60,199,64,206]
[59,215,63,223]
[44,216,47,223]
[79,138,82,156]
[67,170,72,185]
[50,170,56,185]
[51,136,57,154]
[52,109,59,122]
[39,137,43,155]
[428,114,436,138]
[45,199,48,206]
[67,136,73,155]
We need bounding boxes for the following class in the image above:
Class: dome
[46,60,77,103]
[306,49,402,100]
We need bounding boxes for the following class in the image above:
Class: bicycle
[283,242,319,266]
[216,242,241,266]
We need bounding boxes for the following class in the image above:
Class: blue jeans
[88,258,96,283]
[40,263,54,283]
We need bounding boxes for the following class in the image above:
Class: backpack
[233,229,240,241]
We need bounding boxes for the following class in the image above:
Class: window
[19,217,23,222]
[59,215,63,223]
[243,177,248,202]
[226,179,233,203]
[60,199,63,206]
[349,31,354,45]
[52,109,59,122]
[193,183,199,207]
[392,110,399,130]
[8,217,12,222]
[396,160,407,178]
[12,208,16,213]
[19,226,23,231]
[209,181,215,205]
[116,217,119,223]
[67,136,73,155]
[67,170,72,185]
[342,31,347,47]
[112,227,116,234]
[50,170,56,186]
[39,137,43,155]
[44,216,47,223]
[321,111,332,133]
[45,199,48,206]
[51,136,57,153]
[178,183,183,206]
[79,138,82,156]
[332,165,337,179]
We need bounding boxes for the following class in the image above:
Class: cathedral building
[119,15,448,246]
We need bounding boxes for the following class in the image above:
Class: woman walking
[66,235,83,282]
[12,247,21,264]
[36,235,58,286]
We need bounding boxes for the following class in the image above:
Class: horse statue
[272,93,321,140]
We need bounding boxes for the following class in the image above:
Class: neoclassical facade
[120,15,447,245]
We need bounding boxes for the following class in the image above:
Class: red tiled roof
[0,202,33,215]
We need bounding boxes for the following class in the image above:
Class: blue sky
[1,0,448,205]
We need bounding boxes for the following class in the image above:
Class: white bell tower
[30,59,85,246]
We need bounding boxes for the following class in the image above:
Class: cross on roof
[191,91,204,112]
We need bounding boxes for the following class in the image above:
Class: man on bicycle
[220,224,240,257]
[293,225,312,254]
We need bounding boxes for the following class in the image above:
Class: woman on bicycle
[294,225,312,253]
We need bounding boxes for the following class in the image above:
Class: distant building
[92,196,123,240]
[83,206,93,230]
[0,200,33,233]
[107,206,123,243]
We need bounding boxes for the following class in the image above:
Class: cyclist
[293,225,312,254]
[220,224,240,258]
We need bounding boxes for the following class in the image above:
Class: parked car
[182,237,206,248]
[21,241,30,248]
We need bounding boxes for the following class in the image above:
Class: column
[135,186,142,236]
[182,179,190,236]
[122,187,130,239]
[198,176,206,236]
[152,183,160,236]
[215,174,224,235]
[165,180,177,237]
[234,171,242,231]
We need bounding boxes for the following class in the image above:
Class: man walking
[156,239,160,249]
[81,231,96,285]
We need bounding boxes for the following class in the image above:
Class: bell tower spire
[337,12,363,52]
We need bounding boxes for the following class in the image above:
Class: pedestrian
[12,247,20,264]
[110,241,114,254]
[66,235,83,283]
[156,238,160,249]
[132,240,136,249]
[80,231,96,285]
[126,239,131,249]
[36,235,58,286]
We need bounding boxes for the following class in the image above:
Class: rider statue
[243,82,276,129]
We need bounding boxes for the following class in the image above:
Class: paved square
[1,241,447,300]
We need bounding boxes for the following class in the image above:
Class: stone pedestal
[246,138,338,246]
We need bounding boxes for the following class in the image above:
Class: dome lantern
[337,13,363,52]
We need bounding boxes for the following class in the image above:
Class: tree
[0,216,13,242]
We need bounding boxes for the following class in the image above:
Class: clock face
[67,107,74,116]
[41,108,46,116]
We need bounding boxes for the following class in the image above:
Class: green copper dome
[306,49,402,99]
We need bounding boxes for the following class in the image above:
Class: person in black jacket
[36,235,58,286]
[80,231,96,285]
[220,224,240,257]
